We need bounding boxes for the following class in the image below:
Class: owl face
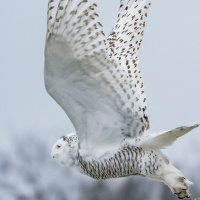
[51,133,79,166]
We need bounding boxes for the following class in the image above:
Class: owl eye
[56,145,61,149]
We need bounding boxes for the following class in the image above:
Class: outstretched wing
[44,0,151,153]
[107,0,151,130]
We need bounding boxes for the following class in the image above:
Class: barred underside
[77,146,162,180]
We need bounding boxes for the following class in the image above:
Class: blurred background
[0,0,200,199]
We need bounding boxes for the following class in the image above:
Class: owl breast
[77,146,164,180]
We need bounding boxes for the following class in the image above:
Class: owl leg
[162,164,192,199]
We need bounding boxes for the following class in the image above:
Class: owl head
[51,132,80,166]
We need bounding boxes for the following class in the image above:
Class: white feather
[125,124,200,150]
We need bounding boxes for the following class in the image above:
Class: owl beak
[52,154,58,159]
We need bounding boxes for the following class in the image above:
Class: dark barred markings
[77,146,162,180]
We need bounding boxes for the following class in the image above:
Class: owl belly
[77,146,165,180]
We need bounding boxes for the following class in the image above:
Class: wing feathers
[45,0,152,153]
[109,0,151,58]
[107,0,151,130]
[46,0,56,40]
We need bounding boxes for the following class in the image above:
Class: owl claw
[174,187,191,199]
[162,165,192,199]
[175,192,182,195]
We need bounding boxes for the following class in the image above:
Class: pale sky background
[0,0,200,187]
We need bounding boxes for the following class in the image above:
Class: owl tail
[137,124,200,150]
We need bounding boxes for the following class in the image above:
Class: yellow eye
[57,145,61,148]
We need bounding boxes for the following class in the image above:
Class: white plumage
[45,0,199,199]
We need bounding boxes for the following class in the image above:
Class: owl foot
[162,165,192,199]
[171,177,192,199]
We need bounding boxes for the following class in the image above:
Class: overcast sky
[1,0,200,183]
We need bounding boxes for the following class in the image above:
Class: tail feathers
[134,124,200,150]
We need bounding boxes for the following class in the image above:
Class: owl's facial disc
[51,133,79,166]
[51,137,69,164]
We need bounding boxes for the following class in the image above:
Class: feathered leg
[161,164,192,199]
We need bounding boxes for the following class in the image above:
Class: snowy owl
[44,0,199,198]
